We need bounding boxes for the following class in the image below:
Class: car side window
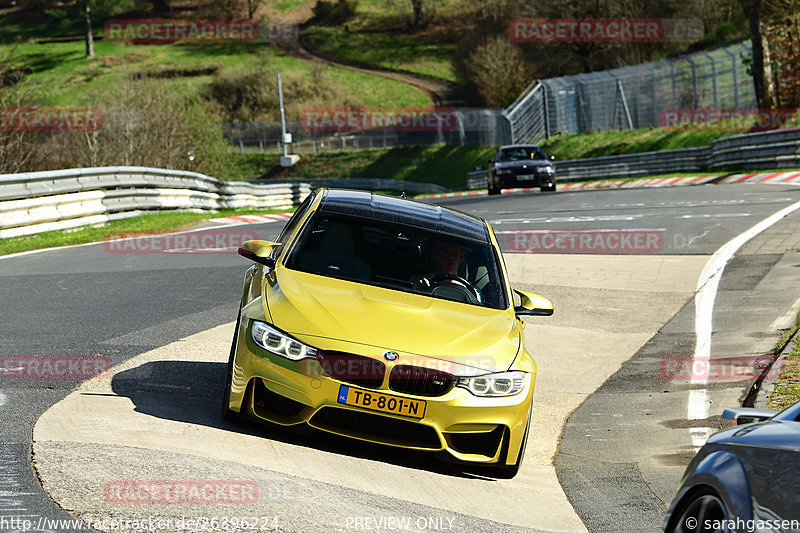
[273,192,315,261]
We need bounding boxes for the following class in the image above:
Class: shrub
[312,0,358,26]
[203,63,365,123]
[46,77,236,178]
[464,35,531,108]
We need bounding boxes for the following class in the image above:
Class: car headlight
[456,371,527,397]
[494,168,512,175]
[541,165,554,173]
[251,321,318,360]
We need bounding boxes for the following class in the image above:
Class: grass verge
[0,208,293,257]
[264,145,497,189]
[3,40,429,110]
[769,310,800,411]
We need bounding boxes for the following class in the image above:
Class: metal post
[616,79,634,130]
[542,83,550,139]
[643,63,658,127]
[661,59,677,109]
[277,74,289,158]
[723,46,739,109]
[681,55,698,109]
[700,51,718,108]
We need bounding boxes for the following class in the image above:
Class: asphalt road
[2,183,800,532]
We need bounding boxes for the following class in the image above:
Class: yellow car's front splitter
[226,322,535,466]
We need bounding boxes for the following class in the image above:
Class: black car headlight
[456,371,527,397]
[541,165,554,174]
[251,321,318,360]
[494,168,512,175]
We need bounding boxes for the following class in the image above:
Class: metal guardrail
[553,129,800,181]
[0,167,311,239]
[255,178,451,195]
[465,129,800,187]
[466,171,488,190]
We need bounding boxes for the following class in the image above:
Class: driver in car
[416,240,465,289]
[413,240,483,305]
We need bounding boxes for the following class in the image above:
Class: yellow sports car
[222,188,553,477]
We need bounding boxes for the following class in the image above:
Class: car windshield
[284,214,507,310]
[497,146,547,161]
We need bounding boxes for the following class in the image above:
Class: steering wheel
[429,274,483,304]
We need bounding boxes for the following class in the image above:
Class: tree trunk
[85,4,94,59]
[411,0,425,28]
[749,0,776,108]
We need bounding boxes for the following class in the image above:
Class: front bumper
[226,319,535,465]
[494,171,555,189]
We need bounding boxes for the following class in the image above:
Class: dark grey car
[663,401,800,533]
[487,144,556,195]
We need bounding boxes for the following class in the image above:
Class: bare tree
[81,0,140,59]
[246,0,264,18]
[465,35,531,107]
[0,52,37,174]
[748,0,778,108]
[410,0,431,28]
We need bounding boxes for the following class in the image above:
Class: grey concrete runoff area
[1,183,799,532]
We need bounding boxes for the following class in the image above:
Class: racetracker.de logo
[0,107,103,131]
[105,19,257,43]
[0,355,111,380]
[103,480,258,504]
[508,229,664,254]
[103,231,259,254]
[660,108,800,132]
[301,108,457,132]
[509,18,703,42]
[660,356,779,382]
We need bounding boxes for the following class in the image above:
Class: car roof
[498,144,543,150]
[315,189,488,242]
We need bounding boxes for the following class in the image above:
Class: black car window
[497,146,547,162]
[273,191,316,261]
[285,215,507,310]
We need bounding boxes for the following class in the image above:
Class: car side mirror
[721,407,776,425]
[474,165,485,171]
[514,289,553,316]
[488,159,495,164]
[238,240,280,268]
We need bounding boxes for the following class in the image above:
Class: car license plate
[337,385,426,419]
[517,174,536,180]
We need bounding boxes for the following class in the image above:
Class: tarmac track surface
[1,184,799,532]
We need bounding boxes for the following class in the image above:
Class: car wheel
[667,489,729,533]
[487,404,532,479]
[487,179,500,195]
[540,181,556,192]
[221,310,241,422]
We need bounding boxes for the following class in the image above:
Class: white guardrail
[466,128,800,188]
[0,166,312,239]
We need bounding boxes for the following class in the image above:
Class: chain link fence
[505,41,756,144]
[223,110,512,153]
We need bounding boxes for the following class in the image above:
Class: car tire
[666,489,728,533]
[221,310,241,422]
[487,180,500,195]
[540,182,556,192]
[487,404,532,479]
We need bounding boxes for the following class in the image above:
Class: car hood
[709,420,800,452]
[495,160,551,170]
[264,268,520,373]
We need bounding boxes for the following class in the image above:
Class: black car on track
[663,401,800,533]
[487,144,556,195]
